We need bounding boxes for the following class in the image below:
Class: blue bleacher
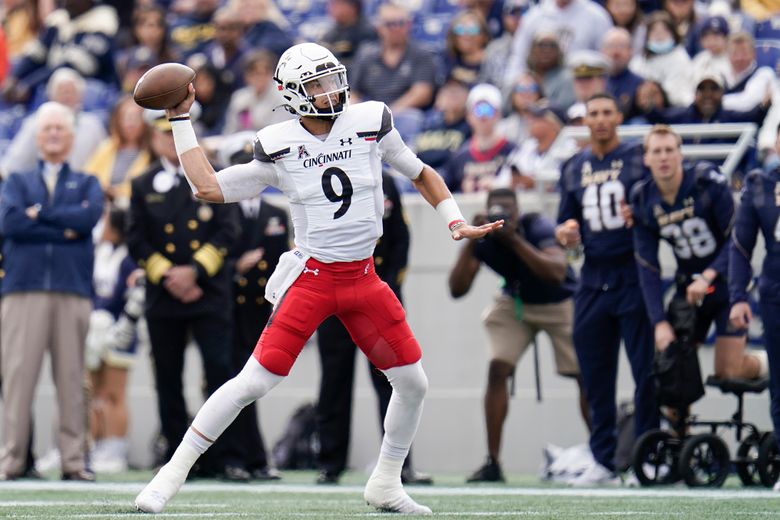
[755,41,780,74]
[754,15,780,42]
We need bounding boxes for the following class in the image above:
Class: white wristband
[170,118,198,155]
[436,197,466,232]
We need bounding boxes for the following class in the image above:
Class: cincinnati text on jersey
[579,160,624,187]
[303,149,353,168]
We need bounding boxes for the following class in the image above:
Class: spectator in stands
[497,72,544,144]
[188,61,231,136]
[116,5,178,86]
[223,50,293,135]
[127,109,242,480]
[504,0,613,90]
[691,15,731,84]
[168,0,219,57]
[446,83,515,193]
[603,28,645,116]
[414,81,471,181]
[192,7,248,92]
[232,0,293,59]
[319,0,377,68]
[86,207,144,474]
[480,0,529,89]
[604,0,646,55]
[567,50,611,114]
[463,0,505,38]
[449,188,587,483]
[496,103,577,190]
[0,68,106,177]
[443,9,492,87]
[629,11,694,107]
[350,3,437,142]
[2,0,119,105]
[525,31,576,111]
[221,135,287,481]
[83,95,152,207]
[661,0,704,56]
[626,79,670,123]
[644,71,769,130]
[723,32,778,112]
[0,101,103,481]
[1,0,43,60]
[0,28,8,86]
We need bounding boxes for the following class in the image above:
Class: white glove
[85,310,115,371]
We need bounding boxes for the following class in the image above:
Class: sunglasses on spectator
[513,83,539,94]
[472,101,498,118]
[453,24,481,36]
[381,18,409,28]
[534,40,558,48]
[696,83,721,92]
[505,7,526,16]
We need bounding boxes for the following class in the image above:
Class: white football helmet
[275,43,350,118]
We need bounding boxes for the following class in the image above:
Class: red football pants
[253,257,422,376]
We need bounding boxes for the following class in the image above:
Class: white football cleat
[773,478,780,492]
[135,463,187,513]
[567,462,622,487]
[364,475,432,515]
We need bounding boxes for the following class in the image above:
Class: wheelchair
[632,375,777,488]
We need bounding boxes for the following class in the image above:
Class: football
[133,63,196,110]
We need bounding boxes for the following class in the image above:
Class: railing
[545,122,759,183]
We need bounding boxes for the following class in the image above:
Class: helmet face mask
[276,43,350,119]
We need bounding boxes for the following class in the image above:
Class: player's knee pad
[231,358,284,406]
[383,361,428,402]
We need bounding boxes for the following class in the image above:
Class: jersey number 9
[321,167,353,219]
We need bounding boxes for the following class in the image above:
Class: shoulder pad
[253,134,290,163]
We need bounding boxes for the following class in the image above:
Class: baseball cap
[467,83,502,111]
[567,50,610,79]
[700,15,729,37]
[695,70,725,89]
[527,102,566,127]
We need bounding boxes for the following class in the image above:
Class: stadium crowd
[0,0,779,488]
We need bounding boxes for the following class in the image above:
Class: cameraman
[449,188,589,482]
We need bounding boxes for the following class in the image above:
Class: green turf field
[1,471,779,519]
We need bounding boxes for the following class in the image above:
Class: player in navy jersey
[729,132,780,491]
[632,125,766,390]
[555,93,659,485]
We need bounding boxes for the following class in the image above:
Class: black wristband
[168,114,191,122]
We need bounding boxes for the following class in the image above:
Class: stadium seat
[754,41,780,74]
[754,15,780,42]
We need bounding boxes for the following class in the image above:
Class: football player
[729,131,780,491]
[134,43,501,514]
[632,125,766,382]
[555,93,659,485]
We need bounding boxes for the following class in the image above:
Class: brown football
[133,63,195,110]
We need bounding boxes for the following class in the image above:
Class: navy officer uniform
[557,140,659,475]
[127,147,241,477]
[315,173,429,484]
[222,138,290,480]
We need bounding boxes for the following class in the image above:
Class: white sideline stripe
[5,513,780,519]
[5,514,248,519]
[0,501,227,508]
[0,481,779,500]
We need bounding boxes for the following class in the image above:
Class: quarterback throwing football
[135,43,501,514]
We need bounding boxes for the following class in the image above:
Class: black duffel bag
[652,297,705,408]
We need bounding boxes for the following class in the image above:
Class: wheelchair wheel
[757,432,780,488]
[678,433,730,488]
[632,429,681,486]
[736,433,763,486]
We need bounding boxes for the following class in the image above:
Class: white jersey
[215,101,424,262]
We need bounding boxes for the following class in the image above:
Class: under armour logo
[364,264,369,275]
[303,267,319,276]
[339,138,352,146]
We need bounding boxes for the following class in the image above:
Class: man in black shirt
[449,189,589,482]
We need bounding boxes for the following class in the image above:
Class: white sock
[379,361,428,462]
